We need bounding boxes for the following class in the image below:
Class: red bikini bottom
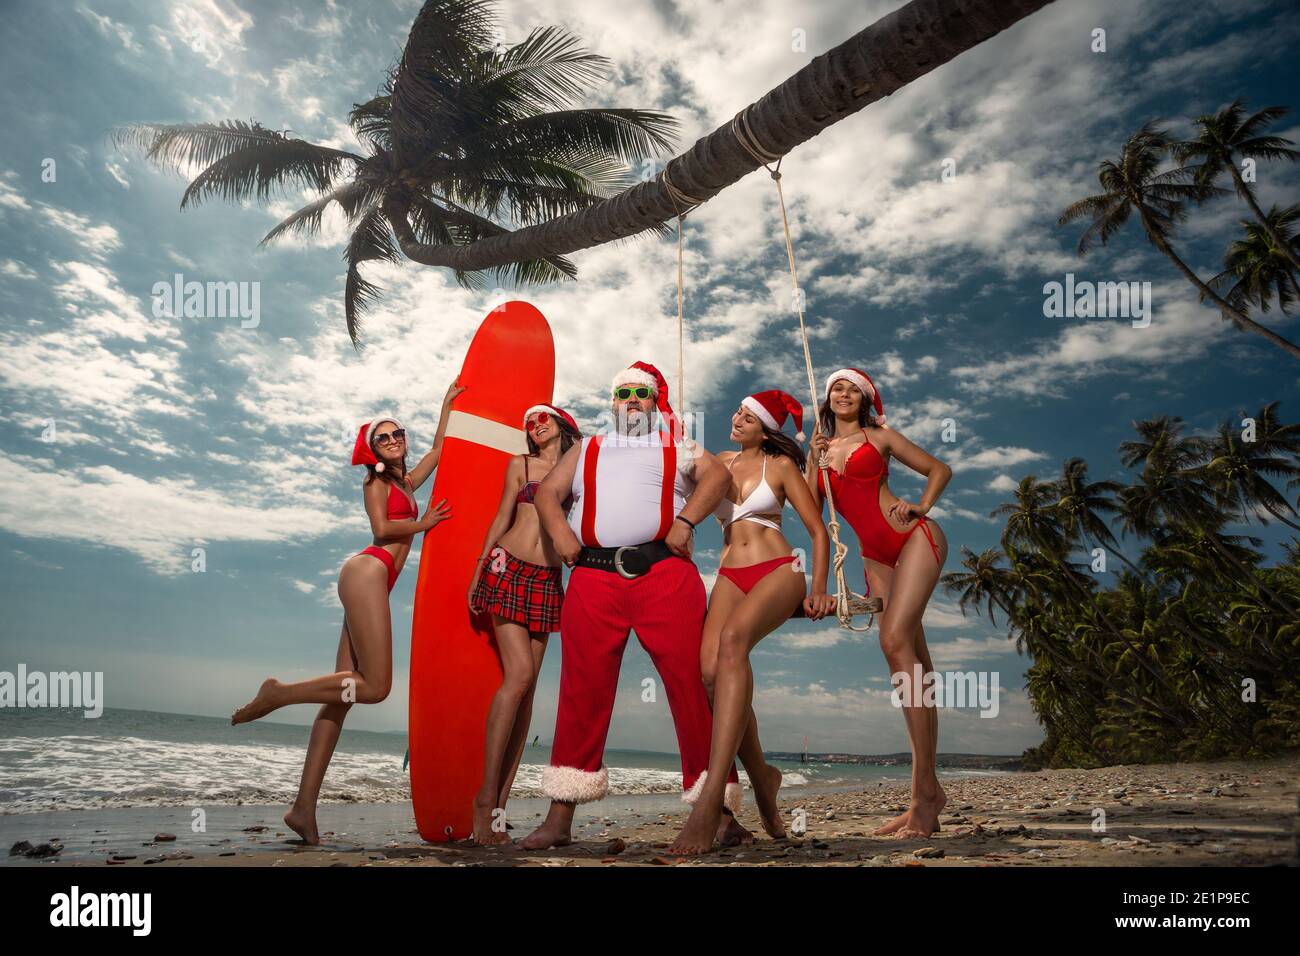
[360,545,399,592]
[862,515,942,568]
[717,555,798,595]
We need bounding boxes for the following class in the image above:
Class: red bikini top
[515,456,574,511]
[385,478,418,520]
[818,429,887,492]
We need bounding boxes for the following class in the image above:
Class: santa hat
[351,414,402,473]
[824,368,887,427]
[523,403,580,435]
[612,361,681,439]
[741,389,806,442]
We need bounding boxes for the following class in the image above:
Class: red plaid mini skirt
[471,546,564,633]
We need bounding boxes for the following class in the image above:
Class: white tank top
[713,454,782,531]
[566,432,700,547]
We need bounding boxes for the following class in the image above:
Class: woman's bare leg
[871,524,948,838]
[698,580,755,845]
[735,703,786,839]
[495,634,548,813]
[672,568,804,854]
[283,621,359,845]
[709,569,793,840]
[472,617,538,845]
[231,558,394,723]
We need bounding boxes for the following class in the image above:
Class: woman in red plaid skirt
[466,403,581,844]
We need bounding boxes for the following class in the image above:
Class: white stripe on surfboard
[445,409,528,455]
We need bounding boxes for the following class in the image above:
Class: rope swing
[659,118,881,631]
[661,164,704,420]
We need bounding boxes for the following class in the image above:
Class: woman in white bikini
[671,389,836,854]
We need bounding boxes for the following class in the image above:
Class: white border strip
[445,409,528,455]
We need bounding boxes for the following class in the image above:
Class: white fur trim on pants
[542,765,609,804]
[681,770,743,814]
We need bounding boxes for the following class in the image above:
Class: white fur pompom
[375,462,386,473]
[795,430,806,443]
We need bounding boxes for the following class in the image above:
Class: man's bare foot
[283,806,319,845]
[751,764,787,839]
[897,782,947,838]
[520,821,572,850]
[670,804,719,855]
[717,811,754,847]
[471,798,511,846]
[231,678,282,725]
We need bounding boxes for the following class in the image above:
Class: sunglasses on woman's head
[374,428,406,446]
[525,411,551,431]
[614,386,652,400]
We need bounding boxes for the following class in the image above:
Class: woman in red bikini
[230,380,462,845]
[465,403,582,844]
[671,390,836,854]
[806,368,951,838]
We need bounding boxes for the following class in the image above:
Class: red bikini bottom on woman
[717,554,798,595]
[360,545,399,592]
[862,515,942,567]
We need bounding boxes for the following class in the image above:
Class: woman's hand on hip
[887,498,927,525]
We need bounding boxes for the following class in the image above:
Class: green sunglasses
[614,386,653,400]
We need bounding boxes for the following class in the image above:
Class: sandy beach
[8,754,1296,868]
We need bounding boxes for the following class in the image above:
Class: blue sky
[0,0,1297,757]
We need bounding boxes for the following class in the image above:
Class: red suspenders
[580,435,603,547]
[655,434,677,541]
[579,432,678,546]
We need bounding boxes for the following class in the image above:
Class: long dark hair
[817,386,880,438]
[758,424,807,471]
[526,415,581,457]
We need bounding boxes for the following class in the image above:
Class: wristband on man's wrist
[675,514,696,530]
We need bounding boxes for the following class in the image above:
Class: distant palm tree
[1173,100,1300,272]
[1052,457,1133,570]
[1058,123,1300,359]
[113,0,678,344]
[1121,415,1297,617]
[1209,204,1300,315]
[956,404,1300,768]
[1201,406,1300,532]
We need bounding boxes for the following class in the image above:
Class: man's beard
[616,406,654,436]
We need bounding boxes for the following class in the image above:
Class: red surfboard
[408,301,555,842]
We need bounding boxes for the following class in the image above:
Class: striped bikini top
[714,454,782,531]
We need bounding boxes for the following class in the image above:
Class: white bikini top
[714,454,782,531]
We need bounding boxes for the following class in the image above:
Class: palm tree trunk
[1229,165,1300,272]
[386,0,1057,271]
[1142,217,1300,359]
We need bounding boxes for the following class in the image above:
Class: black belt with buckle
[577,540,675,578]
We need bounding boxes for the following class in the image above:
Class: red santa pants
[541,554,741,811]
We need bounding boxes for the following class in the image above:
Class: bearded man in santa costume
[521,361,751,849]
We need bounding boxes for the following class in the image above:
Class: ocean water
[0,707,930,814]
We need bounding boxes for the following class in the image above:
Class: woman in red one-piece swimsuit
[230,379,462,845]
[465,403,582,845]
[806,368,952,838]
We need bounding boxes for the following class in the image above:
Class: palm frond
[343,205,400,346]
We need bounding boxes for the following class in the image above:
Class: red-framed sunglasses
[525,411,551,432]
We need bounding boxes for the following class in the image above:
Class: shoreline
[6,754,1296,867]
